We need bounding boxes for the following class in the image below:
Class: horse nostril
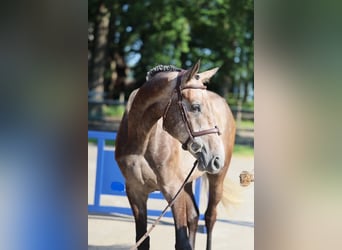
[212,156,222,170]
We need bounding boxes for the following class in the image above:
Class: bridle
[162,71,221,150]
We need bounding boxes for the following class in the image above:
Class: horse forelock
[146,65,182,81]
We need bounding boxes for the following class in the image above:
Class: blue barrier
[88,130,202,218]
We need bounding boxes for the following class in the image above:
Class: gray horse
[115,60,236,250]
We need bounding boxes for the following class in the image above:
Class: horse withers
[115,60,236,250]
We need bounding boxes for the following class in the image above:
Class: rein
[129,160,198,250]
[163,71,221,150]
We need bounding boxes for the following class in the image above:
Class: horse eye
[191,104,201,112]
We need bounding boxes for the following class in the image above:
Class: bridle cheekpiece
[162,71,221,150]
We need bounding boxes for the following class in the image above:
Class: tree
[88,0,254,103]
[88,0,111,118]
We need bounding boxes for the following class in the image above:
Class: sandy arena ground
[88,144,254,250]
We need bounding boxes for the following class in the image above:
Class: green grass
[88,139,115,146]
[237,120,254,129]
[233,145,254,157]
[103,105,125,117]
[88,138,97,144]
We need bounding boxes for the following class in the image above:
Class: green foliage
[89,0,253,96]
[227,95,254,109]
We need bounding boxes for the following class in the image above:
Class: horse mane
[146,65,182,81]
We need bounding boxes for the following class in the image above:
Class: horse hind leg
[184,182,199,249]
[126,185,150,250]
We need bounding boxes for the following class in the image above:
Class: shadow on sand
[88,213,175,227]
[88,244,131,250]
[88,214,253,249]
[89,213,253,227]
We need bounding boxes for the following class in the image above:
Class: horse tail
[200,173,243,215]
[221,175,243,210]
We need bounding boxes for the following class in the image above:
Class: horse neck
[127,76,176,154]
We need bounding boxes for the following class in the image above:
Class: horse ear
[183,60,201,83]
[198,67,219,83]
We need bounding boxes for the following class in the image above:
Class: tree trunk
[114,52,128,100]
[88,3,110,119]
[242,82,249,103]
[104,2,118,100]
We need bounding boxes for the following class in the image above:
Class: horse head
[163,60,225,174]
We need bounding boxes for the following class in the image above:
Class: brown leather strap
[163,71,221,150]
[192,126,221,137]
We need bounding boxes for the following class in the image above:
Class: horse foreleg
[204,173,226,250]
[126,185,149,250]
[163,185,192,250]
[184,182,199,249]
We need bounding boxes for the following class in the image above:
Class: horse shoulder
[145,120,177,167]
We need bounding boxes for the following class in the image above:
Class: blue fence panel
[88,130,202,218]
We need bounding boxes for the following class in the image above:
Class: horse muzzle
[186,139,224,174]
[207,155,224,174]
